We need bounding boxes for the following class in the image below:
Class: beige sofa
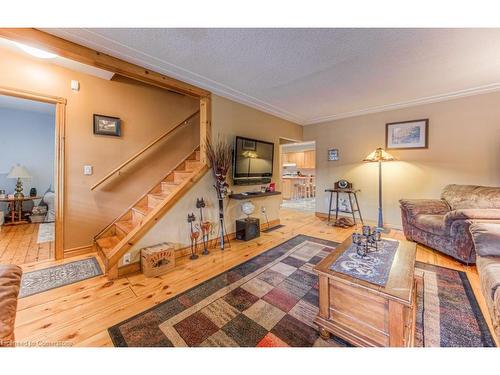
[470,223,500,341]
[400,184,500,264]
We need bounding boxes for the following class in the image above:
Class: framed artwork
[386,119,428,149]
[93,114,121,137]
[328,148,339,161]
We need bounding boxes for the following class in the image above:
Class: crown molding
[40,29,500,128]
[303,82,500,125]
[45,29,307,125]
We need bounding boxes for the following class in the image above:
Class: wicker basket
[29,214,47,223]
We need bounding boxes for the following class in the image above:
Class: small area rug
[19,257,102,298]
[37,222,55,244]
[108,235,495,347]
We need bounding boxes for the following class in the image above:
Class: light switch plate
[83,165,93,175]
[71,80,80,91]
[123,253,131,265]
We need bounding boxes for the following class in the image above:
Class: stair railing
[91,110,200,190]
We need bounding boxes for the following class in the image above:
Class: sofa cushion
[476,256,500,301]
[413,214,446,235]
[0,264,22,347]
[442,184,500,210]
[470,223,500,257]
[476,256,500,339]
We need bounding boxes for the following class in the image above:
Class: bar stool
[305,177,316,198]
[293,180,306,199]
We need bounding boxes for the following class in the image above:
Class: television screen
[233,136,274,184]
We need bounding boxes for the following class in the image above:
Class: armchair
[400,184,500,264]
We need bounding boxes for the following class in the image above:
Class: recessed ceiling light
[14,42,57,59]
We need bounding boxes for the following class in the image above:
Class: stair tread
[162,180,181,186]
[96,235,121,254]
[174,170,193,176]
[115,220,136,234]
[133,203,154,216]
[185,160,203,171]
[149,192,170,199]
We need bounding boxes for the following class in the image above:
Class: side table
[0,196,42,226]
[325,188,363,225]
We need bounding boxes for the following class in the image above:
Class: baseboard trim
[173,218,281,259]
[117,218,281,277]
[64,244,94,258]
[118,262,141,277]
[315,212,403,230]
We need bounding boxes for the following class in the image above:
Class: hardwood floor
[11,209,499,347]
[0,223,54,265]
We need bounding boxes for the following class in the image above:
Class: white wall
[0,107,55,206]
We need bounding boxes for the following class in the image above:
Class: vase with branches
[205,134,232,250]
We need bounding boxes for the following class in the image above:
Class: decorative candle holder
[351,226,383,258]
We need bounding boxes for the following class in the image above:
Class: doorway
[0,88,65,264]
[280,140,316,212]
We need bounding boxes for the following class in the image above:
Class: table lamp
[7,164,31,198]
[363,148,396,231]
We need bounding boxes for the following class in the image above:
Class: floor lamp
[363,148,396,232]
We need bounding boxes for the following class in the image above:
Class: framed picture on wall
[328,148,339,161]
[386,119,428,149]
[93,114,121,137]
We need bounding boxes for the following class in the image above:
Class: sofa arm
[399,199,450,217]
[0,264,22,347]
[445,209,500,222]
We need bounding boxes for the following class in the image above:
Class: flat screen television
[233,136,274,185]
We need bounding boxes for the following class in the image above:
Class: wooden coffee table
[314,236,417,347]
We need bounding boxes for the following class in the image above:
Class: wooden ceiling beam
[0,28,210,98]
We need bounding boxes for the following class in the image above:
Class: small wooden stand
[0,196,42,226]
[325,189,363,225]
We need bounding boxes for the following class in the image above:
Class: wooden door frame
[0,86,66,260]
[0,28,212,167]
[0,29,212,261]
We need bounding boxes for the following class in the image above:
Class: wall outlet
[83,165,93,175]
[123,253,131,265]
[261,206,266,213]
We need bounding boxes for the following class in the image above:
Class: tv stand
[228,191,281,200]
[233,177,272,185]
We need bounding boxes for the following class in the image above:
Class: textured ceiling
[45,28,500,125]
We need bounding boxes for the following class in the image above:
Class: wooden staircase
[94,147,208,278]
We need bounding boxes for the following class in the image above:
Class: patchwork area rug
[37,222,55,244]
[108,235,495,347]
[19,257,102,298]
